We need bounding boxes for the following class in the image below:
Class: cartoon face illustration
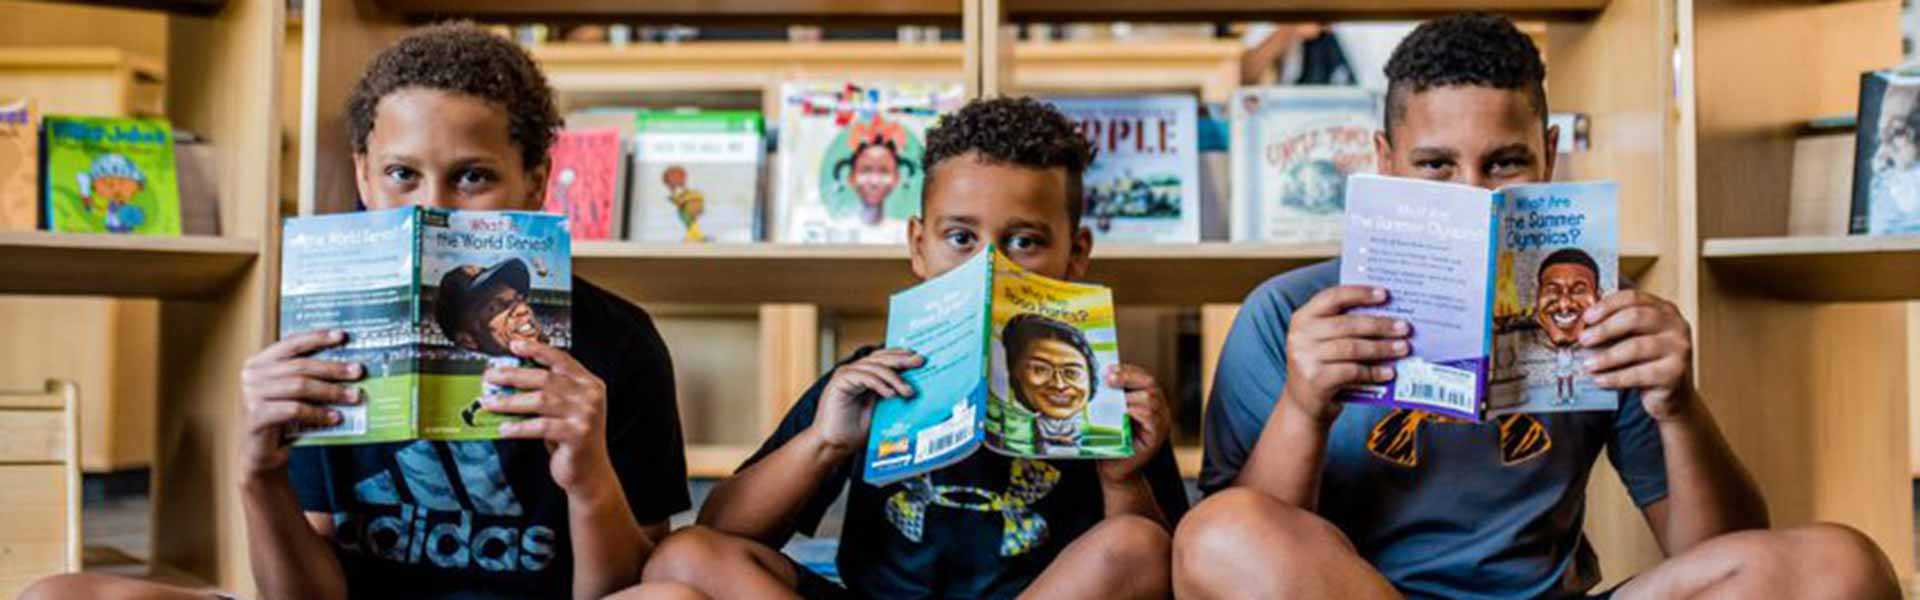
[1003,314,1096,421]
[1533,248,1601,347]
[79,153,147,206]
[1873,110,1920,174]
[849,142,903,211]
[662,165,688,191]
[436,259,547,356]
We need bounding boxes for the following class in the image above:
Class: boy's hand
[239,330,364,477]
[1578,290,1696,421]
[813,349,924,455]
[1280,286,1410,426]
[481,339,614,497]
[1097,364,1170,484]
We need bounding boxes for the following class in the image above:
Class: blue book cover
[1336,175,1618,421]
[1046,94,1202,243]
[1851,69,1920,234]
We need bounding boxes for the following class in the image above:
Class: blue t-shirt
[743,346,1191,599]
[290,279,692,600]
[1201,260,1669,600]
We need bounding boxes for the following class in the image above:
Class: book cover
[631,109,764,243]
[1047,94,1202,243]
[1335,175,1618,421]
[0,98,36,231]
[42,115,181,235]
[775,81,963,244]
[1851,69,1920,235]
[866,247,1131,485]
[281,207,572,445]
[544,127,627,240]
[1230,87,1380,243]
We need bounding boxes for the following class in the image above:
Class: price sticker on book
[1393,358,1476,414]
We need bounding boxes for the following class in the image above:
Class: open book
[280,207,572,444]
[1335,174,1619,422]
[865,248,1132,485]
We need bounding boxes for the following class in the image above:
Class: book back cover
[0,98,36,231]
[42,115,181,235]
[1048,94,1202,243]
[1487,181,1619,415]
[1336,175,1495,421]
[1230,87,1379,243]
[776,81,962,244]
[419,209,572,440]
[632,109,764,243]
[868,248,994,485]
[544,127,626,240]
[984,252,1131,458]
[282,208,422,445]
[1853,70,1920,234]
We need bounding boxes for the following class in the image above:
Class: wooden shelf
[1704,235,1920,302]
[0,232,258,299]
[1003,0,1608,20]
[371,0,962,23]
[579,241,1659,309]
[30,0,225,17]
[687,444,757,479]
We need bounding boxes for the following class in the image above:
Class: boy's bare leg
[601,581,712,600]
[1019,514,1171,600]
[638,526,804,600]
[1611,523,1899,600]
[19,573,222,600]
[1173,488,1402,600]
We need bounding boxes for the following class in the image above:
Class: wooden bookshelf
[369,0,1609,21]
[372,0,963,22]
[1704,235,1920,302]
[27,0,226,17]
[0,233,258,299]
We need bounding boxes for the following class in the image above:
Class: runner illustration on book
[1532,248,1601,405]
[434,258,548,426]
[661,165,708,241]
[830,115,920,226]
[78,153,148,233]
[1004,314,1098,455]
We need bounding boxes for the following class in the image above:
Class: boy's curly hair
[1384,13,1548,140]
[923,96,1097,228]
[346,22,560,170]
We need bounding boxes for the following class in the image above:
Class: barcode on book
[1393,359,1477,414]
[293,403,368,438]
[914,402,974,463]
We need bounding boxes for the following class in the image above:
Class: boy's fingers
[274,359,364,382]
[1592,357,1685,390]
[485,366,552,390]
[863,350,926,370]
[1308,315,1409,341]
[1299,285,1389,317]
[1580,290,1650,325]
[1576,306,1665,348]
[835,370,898,400]
[510,340,585,376]
[498,417,589,442]
[253,401,340,431]
[1105,364,1155,391]
[846,363,916,398]
[1317,338,1410,362]
[259,377,362,405]
[253,330,347,364]
[480,392,558,416]
[1584,337,1665,375]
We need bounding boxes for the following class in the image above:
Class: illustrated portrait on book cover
[434,257,548,357]
[1003,314,1097,455]
[1531,248,1603,404]
[1868,80,1920,232]
[661,165,708,242]
[824,113,923,226]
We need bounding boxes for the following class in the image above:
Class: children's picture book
[1335,174,1619,422]
[0,98,35,231]
[1230,86,1381,243]
[775,81,964,244]
[1046,94,1202,243]
[866,247,1132,485]
[631,109,764,243]
[280,207,572,445]
[1850,68,1920,235]
[543,127,627,240]
[41,115,181,235]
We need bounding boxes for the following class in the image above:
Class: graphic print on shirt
[1366,410,1551,467]
[328,441,558,573]
[884,458,1061,557]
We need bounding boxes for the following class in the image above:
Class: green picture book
[41,115,181,235]
[280,207,572,445]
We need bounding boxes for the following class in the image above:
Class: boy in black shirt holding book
[622,97,1190,600]
[24,23,690,600]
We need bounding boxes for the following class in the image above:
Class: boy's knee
[1176,488,1345,583]
[1089,514,1173,571]
[19,573,91,600]
[643,526,739,583]
[18,573,185,600]
[1783,523,1900,598]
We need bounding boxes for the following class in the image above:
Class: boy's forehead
[371,88,517,153]
[924,157,1074,225]
[1392,85,1542,148]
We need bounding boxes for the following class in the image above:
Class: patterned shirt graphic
[743,347,1191,600]
[1200,261,1669,600]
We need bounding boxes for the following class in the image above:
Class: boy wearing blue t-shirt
[624,97,1190,600]
[1173,14,1900,600]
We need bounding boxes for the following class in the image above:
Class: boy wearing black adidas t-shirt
[625,98,1190,600]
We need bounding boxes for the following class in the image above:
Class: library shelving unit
[3,0,284,591]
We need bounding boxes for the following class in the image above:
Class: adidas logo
[331,441,557,573]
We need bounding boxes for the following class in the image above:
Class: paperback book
[1336,174,1619,422]
[1047,94,1202,243]
[1230,86,1381,243]
[543,127,628,240]
[280,207,572,445]
[776,81,964,244]
[41,115,181,235]
[631,109,764,243]
[0,98,35,231]
[1850,68,1920,234]
[866,247,1132,485]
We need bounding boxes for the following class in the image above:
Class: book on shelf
[631,109,764,243]
[867,246,1132,485]
[1229,86,1381,244]
[0,98,35,231]
[544,127,628,241]
[1850,68,1920,235]
[1335,174,1619,422]
[280,207,572,445]
[41,114,181,235]
[775,81,963,244]
[1046,94,1202,243]
[175,132,221,236]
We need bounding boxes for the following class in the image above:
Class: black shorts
[790,555,856,600]
[1587,578,1632,600]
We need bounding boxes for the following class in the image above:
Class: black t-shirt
[742,347,1191,600]
[290,278,691,600]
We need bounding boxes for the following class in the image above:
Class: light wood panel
[0,298,159,472]
[1012,41,1241,103]
[655,315,764,446]
[0,47,167,117]
[298,0,407,216]
[371,0,963,21]
[1003,0,1609,20]
[0,232,258,299]
[0,381,82,600]
[759,304,821,434]
[1704,235,1920,302]
[0,0,168,59]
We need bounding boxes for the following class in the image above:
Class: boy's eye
[383,166,418,185]
[456,168,496,188]
[1489,158,1528,175]
[942,229,977,248]
[1004,234,1044,252]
